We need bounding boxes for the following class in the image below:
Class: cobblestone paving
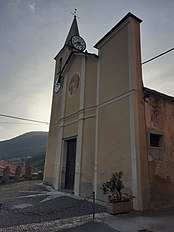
[0,181,107,231]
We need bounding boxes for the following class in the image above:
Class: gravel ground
[0,180,107,230]
[0,180,46,199]
[1,181,174,232]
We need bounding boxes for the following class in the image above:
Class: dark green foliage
[102,171,135,203]
[25,151,46,170]
[102,171,124,201]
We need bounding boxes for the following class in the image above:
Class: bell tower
[55,15,79,74]
[54,14,86,93]
[44,11,98,195]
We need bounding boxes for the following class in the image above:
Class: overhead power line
[0,113,49,125]
[0,48,173,127]
[142,47,174,65]
[0,121,47,125]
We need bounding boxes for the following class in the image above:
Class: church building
[44,12,174,211]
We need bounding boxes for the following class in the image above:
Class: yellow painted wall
[98,26,129,104]
[80,55,98,196]
[97,98,132,187]
[44,126,59,185]
[52,54,98,194]
[65,58,81,117]
[96,20,132,200]
[96,15,150,210]
[80,117,96,196]
[63,122,78,139]
[85,56,98,108]
[50,91,61,127]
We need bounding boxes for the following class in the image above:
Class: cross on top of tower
[71,8,79,19]
[64,9,79,46]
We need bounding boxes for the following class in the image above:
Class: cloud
[0,0,174,140]
[27,2,35,13]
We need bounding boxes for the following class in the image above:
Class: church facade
[44,13,174,211]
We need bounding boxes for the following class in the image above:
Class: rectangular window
[150,133,163,147]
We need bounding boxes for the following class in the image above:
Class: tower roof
[64,16,79,46]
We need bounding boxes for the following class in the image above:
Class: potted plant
[102,171,134,214]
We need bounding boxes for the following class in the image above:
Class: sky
[0,0,174,141]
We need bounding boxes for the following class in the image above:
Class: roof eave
[94,12,142,49]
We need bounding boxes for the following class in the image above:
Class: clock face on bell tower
[54,13,86,94]
[71,35,86,51]
[63,13,86,52]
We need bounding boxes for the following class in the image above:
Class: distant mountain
[0,131,48,161]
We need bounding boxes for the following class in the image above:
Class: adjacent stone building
[144,88,174,208]
[44,12,174,211]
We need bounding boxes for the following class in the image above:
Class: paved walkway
[0,181,174,231]
[102,208,174,232]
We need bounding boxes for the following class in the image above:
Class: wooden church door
[65,138,77,190]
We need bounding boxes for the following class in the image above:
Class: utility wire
[0,48,173,126]
[0,122,47,125]
[142,47,174,65]
[0,113,49,125]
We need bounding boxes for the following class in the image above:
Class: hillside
[0,131,48,161]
